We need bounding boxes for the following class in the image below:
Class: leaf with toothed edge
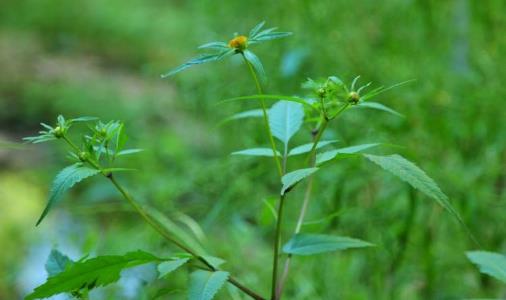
[36,164,100,226]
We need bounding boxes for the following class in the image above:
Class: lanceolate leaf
[161,53,222,78]
[356,102,404,118]
[281,168,319,195]
[316,143,380,165]
[288,140,338,156]
[219,94,317,111]
[45,249,74,276]
[283,234,373,255]
[231,148,281,157]
[466,251,506,283]
[243,50,266,83]
[189,270,229,300]
[26,250,164,300]
[36,164,100,226]
[269,100,304,149]
[157,258,190,278]
[364,154,462,222]
[221,109,264,124]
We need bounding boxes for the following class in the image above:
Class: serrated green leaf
[356,102,404,118]
[189,270,229,300]
[282,234,373,255]
[364,154,462,222]
[269,101,304,150]
[243,50,266,83]
[466,251,506,283]
[316,143,380,165]
[231,148,281,157]
[281,168,319,195]
[161,53,222,78]
[157,258,190,278]
[36,164,100,226]
[26,250,164,300]
[144,207,208,256]
[45,249,74,276]
[288,140,338,156]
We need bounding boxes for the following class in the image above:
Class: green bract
[161,21,291,78]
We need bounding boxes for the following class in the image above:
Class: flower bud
[347,91,360,104]
[78,151,89,162]
[228,35,248,51]
[53,126,64,138]
[317,88,326,98]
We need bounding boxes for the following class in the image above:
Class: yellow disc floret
[228,35,248,51]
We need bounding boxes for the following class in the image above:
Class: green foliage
[26,250,165,300]
[288,140,338,156]
[283,234,373,255]
[36,163,100,226]
[355,102,404,118]
[158,257,190,278]
[232,148,281,157]
[281,168,319,195]
[316,143,380,165]
[188,270,229,300]
[466,251,506,284]
[268,100,304,150]
[162,21,290,78]
[364,154,462,222]
[45,249,74,276]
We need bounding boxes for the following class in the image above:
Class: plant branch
[61,135,266,300]
[241,53,283,178]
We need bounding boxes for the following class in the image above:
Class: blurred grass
[0,0,505,299]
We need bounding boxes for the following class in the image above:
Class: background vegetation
[1,0,505,299]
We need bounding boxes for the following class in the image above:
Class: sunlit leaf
[26,250,164,300]
[198,41,229,50]
[36,164,100,226]
[364,154,462,222]
[249,21,266,38]
[269,100,304,150]
[161,53,222,78]
[288,140,338,156]
[243,50,266,83]
[231,148,281,157]
[189,270,229,300]
[281,168,319,195]
[316,143,380,165]
[158,258,190,278]
[466,251,506,283]
[283,234,373,255]
[356,102,404,118]
[45,249,74,276]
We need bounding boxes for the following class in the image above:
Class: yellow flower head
[228,35,248,51]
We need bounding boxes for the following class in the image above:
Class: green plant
[24,22,469,300]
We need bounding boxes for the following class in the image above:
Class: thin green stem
[242,54,283,178]
[271,194,286,300]
[60,135,265,300]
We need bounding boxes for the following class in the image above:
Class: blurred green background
[1,0,505,299]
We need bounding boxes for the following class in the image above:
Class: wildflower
[161,21,292,79]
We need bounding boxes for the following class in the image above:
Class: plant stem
[61,136,266,300]
[271,194,286,300]
[242,54,283,178]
